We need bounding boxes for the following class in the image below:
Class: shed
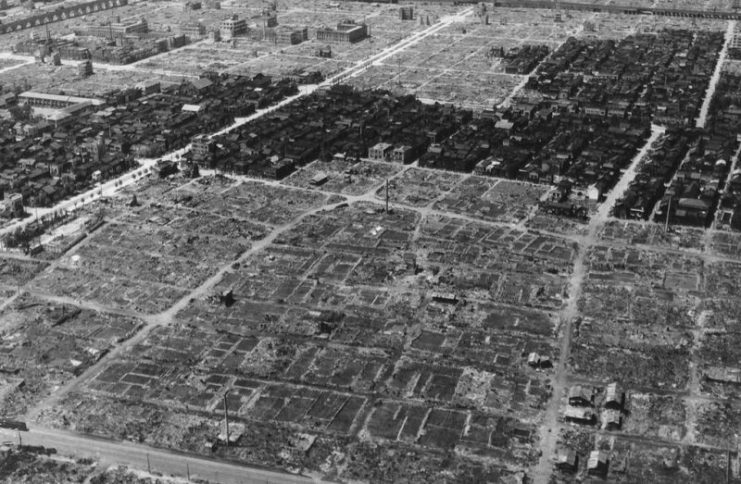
[568,385,593,406]
[563,406,594,424]
[587,183,602,201]
[431,292,458,305]
[554,447,578,472]
[527,352,552,369]
[587,450,609,476]
[182,103,203,113]
[190,78,213,91]
[677,197,709,212]
[217,422,244,444]
[602,409,622,431]
[704,366,741,384]
[604,382,624,409]
[311,172,328,186]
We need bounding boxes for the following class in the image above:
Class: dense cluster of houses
[614,129,691,220]
[696,73,741,229]
[435,108,649,200]
[0,73,297,212]
[506,29,729,222]
[618,71,741,228]
[653,130,734,227]
[203,85,469,178]
[413,30,725,207]
[198,76,655,207]
[527,30,724,126]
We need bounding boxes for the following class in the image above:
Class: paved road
[0,161,157,237]
[530,124,666,484]
[0,57,34,75]
[0,426,319,484]
[654,67,741,224]
[697,20,736,128]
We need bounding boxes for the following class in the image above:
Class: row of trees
[1,210,68,250]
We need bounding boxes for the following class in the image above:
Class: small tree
[9,103,32,122]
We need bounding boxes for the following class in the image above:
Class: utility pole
[664,196,672,232]
[397,57,401,87]
[385,178,389,213]
[223,391,230,448]
[146,453,151,474]
[186,463,190,480]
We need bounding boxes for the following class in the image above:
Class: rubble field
[0,294,143,418]
[5,150,741,483]
[550,227,741,482]
[26,173,565,482]
[119,0,437,79]
[346,7,589,107]
[29,176,334,314]
[282,159,403,196]
[2,1,741,482]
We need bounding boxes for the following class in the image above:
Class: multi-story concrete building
[265,27,306,45]
[180,22,206,39]
[278,29,303,44]
[191,134,215,163]
[316,20,368,43]
[82,16,148,38]
[78,59,93,77]
[264,13,277,28]
[368,142,393,161]
[392,145,414,163]
[58,45,91,61]
[220,15,248,40]
[19,92,105,109]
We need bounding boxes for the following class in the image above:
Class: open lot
[0,256,48,289]
[0,294,143,417]
[283,159,403,196]
[6,143,741,483]
[345,7,589,107]
[0,60,192,97]
[14,173,560,480]
[22,157,734,480]
[28,177,335,314]
[116,0,433,79]
[434,176,552,224]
